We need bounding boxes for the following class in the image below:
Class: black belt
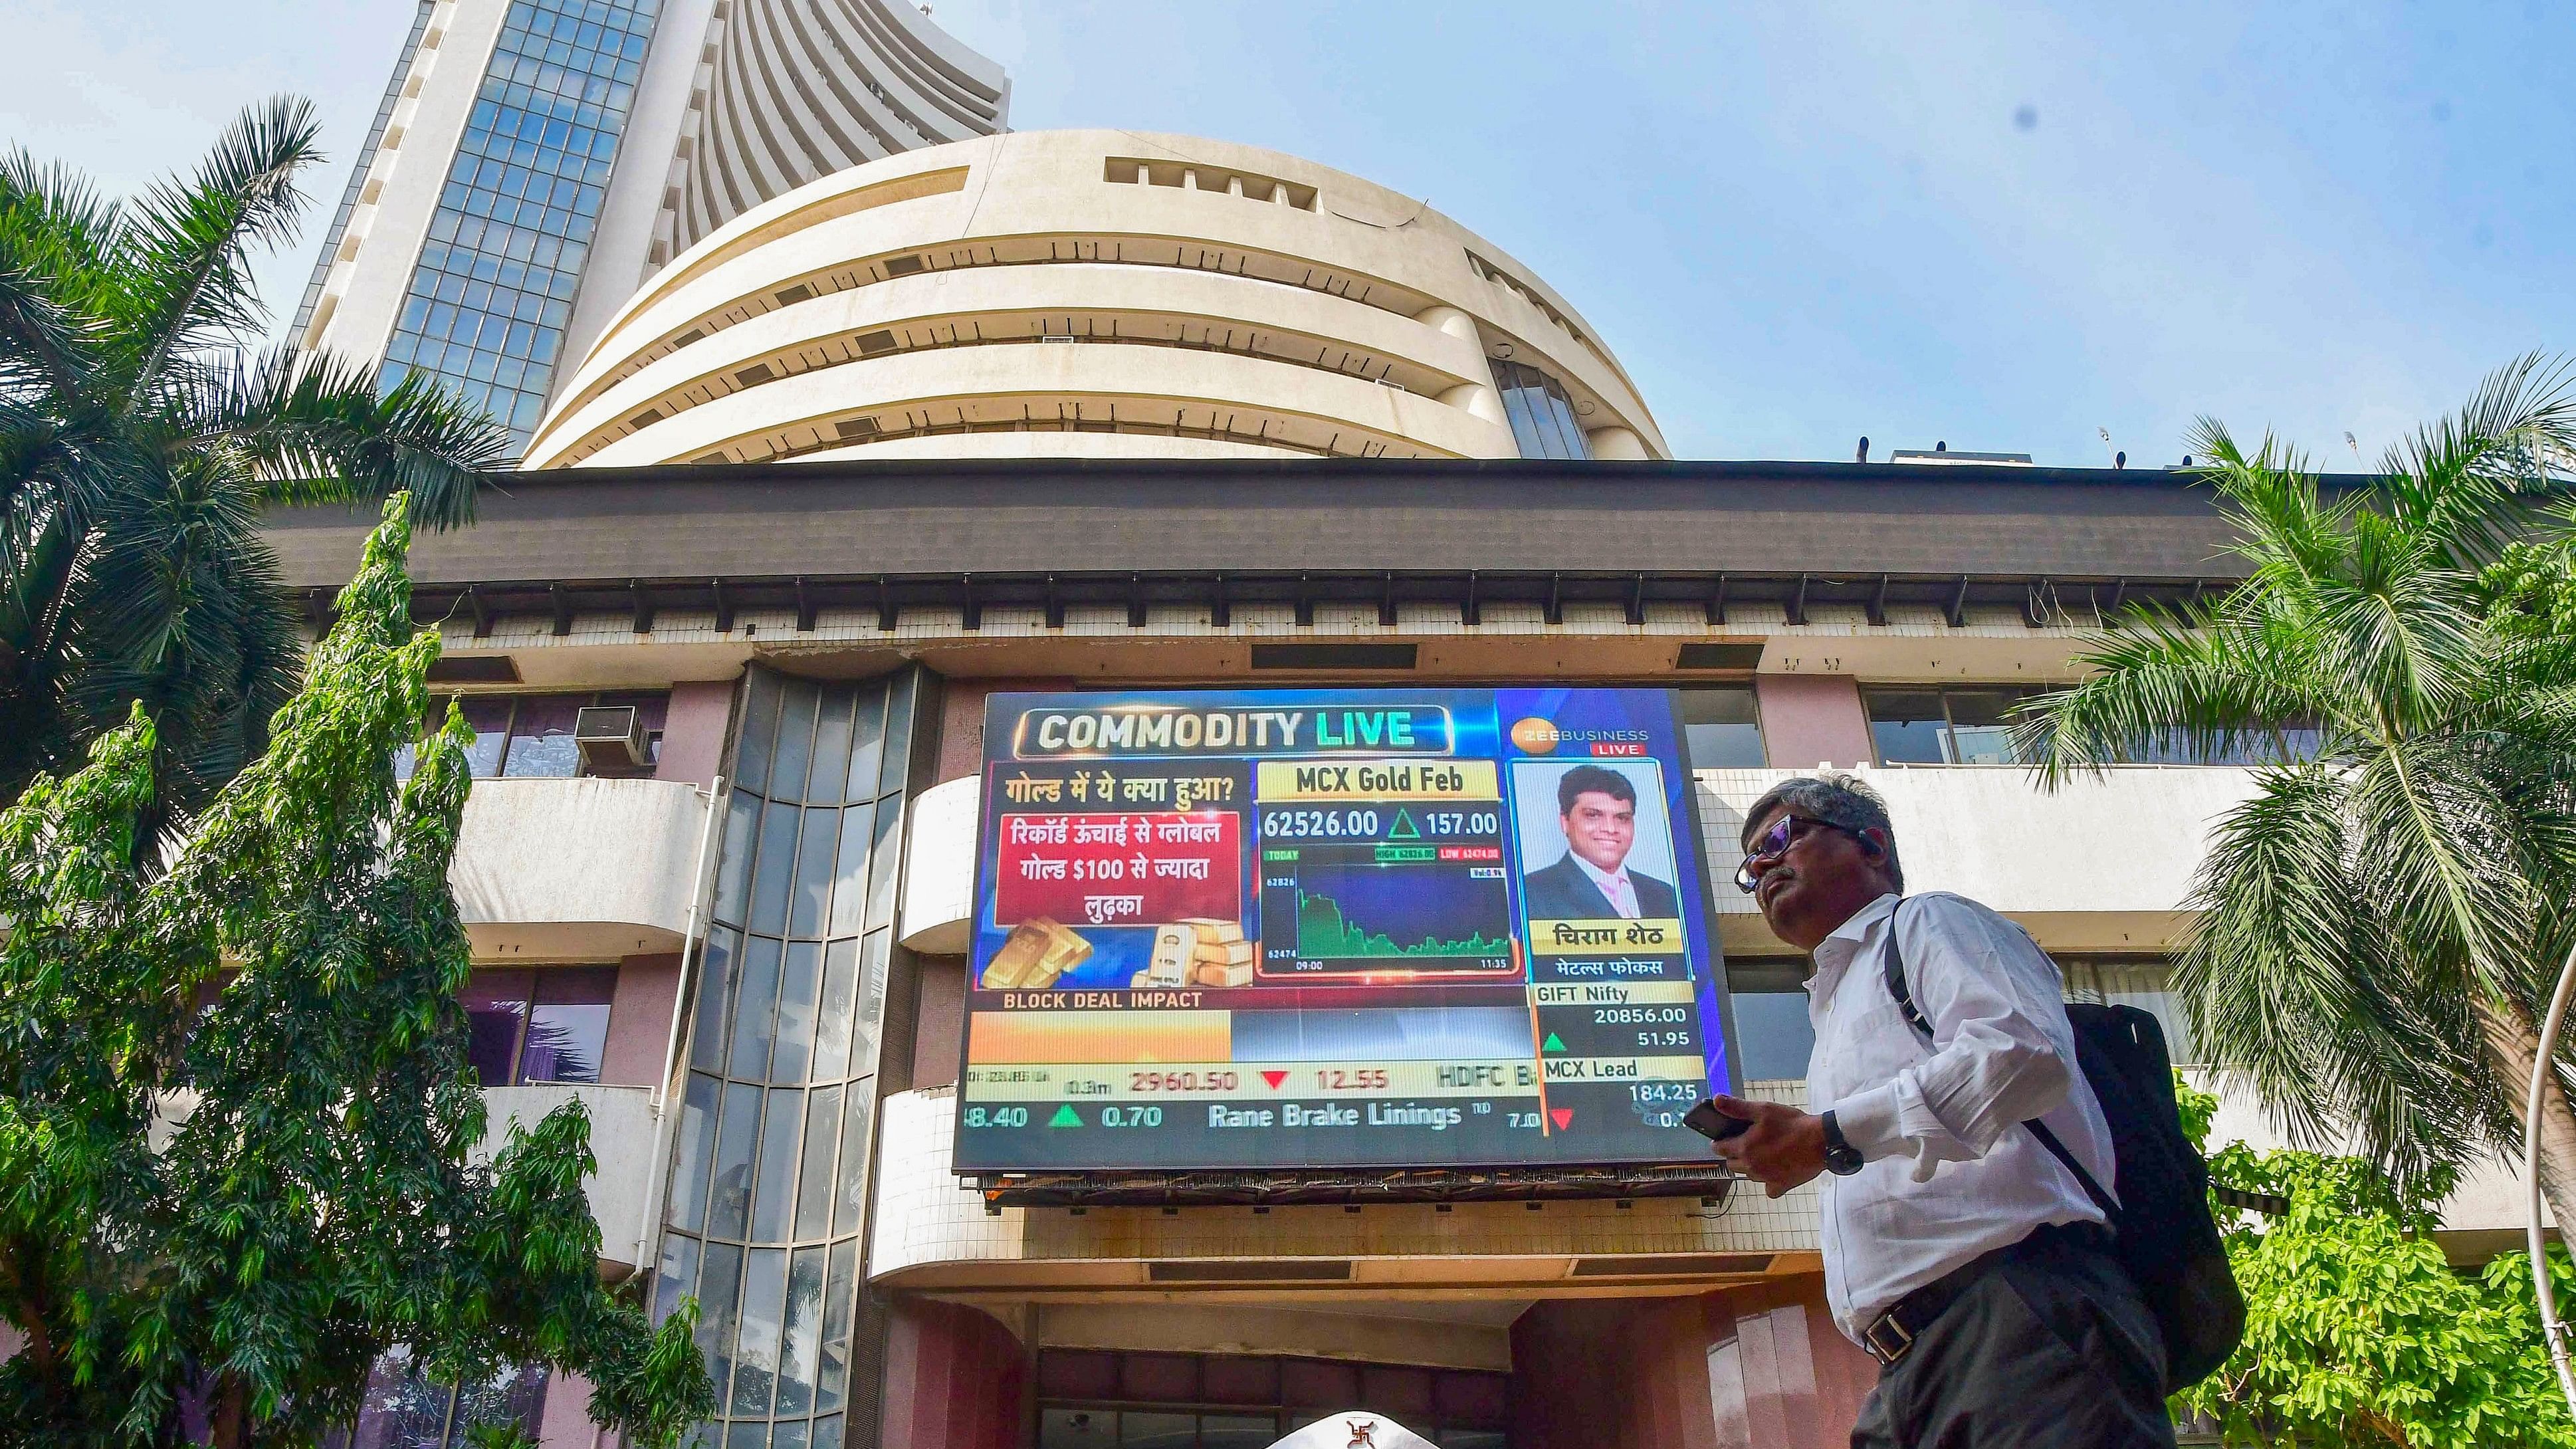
[1859,1220,2113,1367]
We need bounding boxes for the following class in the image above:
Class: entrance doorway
[1033,1349,1508,1449]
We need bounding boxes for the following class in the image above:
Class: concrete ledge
[452,777,710,960]
[481,1082,662,1273]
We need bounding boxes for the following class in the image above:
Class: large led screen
[951,688,1735,1172]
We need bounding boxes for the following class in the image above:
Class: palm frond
[2375,351,2576,567]
[109,97,322,397]
[167,346,498,528]
[2014,597,2328,784]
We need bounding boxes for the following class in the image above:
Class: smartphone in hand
[1683,1098,1753,1143]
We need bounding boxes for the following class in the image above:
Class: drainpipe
[2527,938,2576,1416]
[633,774,726,1270]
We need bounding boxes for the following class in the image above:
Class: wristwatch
[1820,1109,1866,1176]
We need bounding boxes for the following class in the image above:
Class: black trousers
[1850,1229,2176,1449]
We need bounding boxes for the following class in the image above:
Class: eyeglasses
[1733,814,1866,893]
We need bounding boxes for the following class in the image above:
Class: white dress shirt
[1805,892,2115,1342]
[1568,852,1642,918]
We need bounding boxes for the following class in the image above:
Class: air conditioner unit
[1039,334,1078,344]
[574,706,649,770]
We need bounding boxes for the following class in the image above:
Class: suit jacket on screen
[1519,853,1681,921]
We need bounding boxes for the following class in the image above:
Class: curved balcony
[452,777,712,960]
[897,774,980,953]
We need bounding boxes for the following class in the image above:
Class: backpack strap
[1879,899,2119,1219]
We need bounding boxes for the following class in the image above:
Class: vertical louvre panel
[654,667,936,1448]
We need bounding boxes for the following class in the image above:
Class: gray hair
[1738,772,1903,893]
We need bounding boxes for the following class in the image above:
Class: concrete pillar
[1586,424,1649,459]
[1418,304,1506,427]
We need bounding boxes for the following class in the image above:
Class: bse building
[266,108,2529,1449]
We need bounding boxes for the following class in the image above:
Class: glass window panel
[736,671,784,794]
[825,803,875,938]
[770,681,819,806]
[749,1087,804,1242]
[707,1081,764,1239]
[1943,689,2025,766]
[776,1244,826,1415]
[1041,1410,1117,1449]
[790,807,840,939]
[451,1363,550,1444]
[1121,1412,1198,1449]
[713,792,762,929]
[832,1085,876,1237]
[772,942,821,1084]
[729,937,784,1081]
[653,1232,700,1327]
[1866,691,1950,765]
[1201,1416,1278,1449]
[1729,991,1816,1082]
[864,804,903,939]
[665,1071,722,1233]
[345,1346,448,1449]
[812,1414,845,1449]
[816,1236,857,1412]
[879,670,916,793]
[456,696,514,778]
[794,1084,844,1240]
[853,933,891,1064]
[500,695,584,777]
[773,1422,811,1449]
[696,1242,745,1414]
[731,1246,788,1415]
[810,688,855,804]
[462,970,532,1086]
[750,799,802,936]
[811,939,858,1083]
[725,1421,769,1449]
[1679,687,1765,768]
[691,928,740,1073]
[842,685,886,802]
[522,966,615,1083]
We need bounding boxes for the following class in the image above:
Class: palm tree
[0,96,503,815]
[2016,354,2576,1228]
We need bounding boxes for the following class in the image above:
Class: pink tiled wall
[655,679,736,789]
[1755,675,1875,770]
[599,952,680,1088]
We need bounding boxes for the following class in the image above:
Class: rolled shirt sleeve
[1828,894,2074,1181]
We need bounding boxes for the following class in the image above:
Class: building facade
[266,449,2544,1449]
[520,131,1666,469]
[290,0,1008,450]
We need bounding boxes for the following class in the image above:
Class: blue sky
[3,0,2567,465]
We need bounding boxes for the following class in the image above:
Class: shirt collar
[1804,892,1900,1000]
[1567,850,1630,893]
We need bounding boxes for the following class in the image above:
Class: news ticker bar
[962,1055,1709,1101]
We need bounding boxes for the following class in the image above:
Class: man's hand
[1703,1093,1830,1198]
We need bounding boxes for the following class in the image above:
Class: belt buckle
[1862,1313,1915,1367]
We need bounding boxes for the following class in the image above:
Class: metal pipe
[2527,937,2576,1416]
[633,773,726,1269]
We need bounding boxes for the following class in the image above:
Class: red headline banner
[992,812,1243,927]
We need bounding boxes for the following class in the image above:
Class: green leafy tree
[2017,355,2576,1226]
[2182,1142,2576,1446]
[0,95,502,817]
[0,494,711,1447]
[2172,1075,2576,1446]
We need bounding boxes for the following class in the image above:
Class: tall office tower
[289,0,1008,452]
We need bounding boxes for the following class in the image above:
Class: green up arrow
[1048,1104,1084,1127]
[1542,1032,1566,1052]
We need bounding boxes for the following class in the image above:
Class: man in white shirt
[1706,773,2173,1448]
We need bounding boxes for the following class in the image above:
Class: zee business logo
[1509,717,1650,758]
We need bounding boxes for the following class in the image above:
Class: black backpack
[1883,903,2245,1392]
